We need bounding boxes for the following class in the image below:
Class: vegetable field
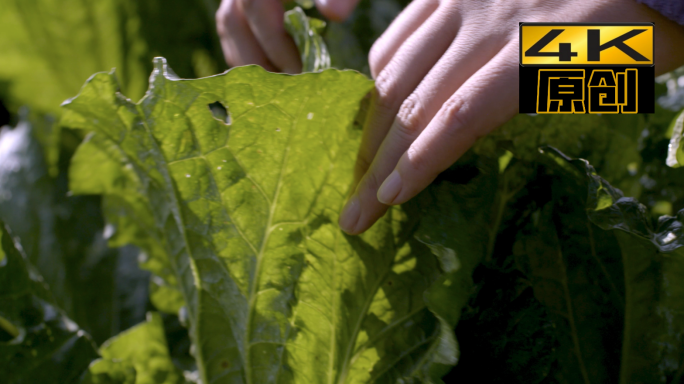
[1,0,684,383]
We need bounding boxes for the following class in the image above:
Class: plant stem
[0,315,19,338]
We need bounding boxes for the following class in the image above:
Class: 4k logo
[518,23,654,114]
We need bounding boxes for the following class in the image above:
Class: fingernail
[377,170,402,205]
[339,195,361,234]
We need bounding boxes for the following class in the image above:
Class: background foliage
[0,0,683,383]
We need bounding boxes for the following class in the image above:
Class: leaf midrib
[131,80,214,383]
[555,236,591,384]
[244,90,311,384]
[586,222,624,305]
[336,210,397,384]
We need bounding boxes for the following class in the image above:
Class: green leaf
[533,147,684,383]
[97,312,183,384]
[416,155,499,326]
[63,58,463,383]
[0,0,148,115]
[477,113,643,194]
[412,153,500,381]
[0,0,223,116]
[150,277,185,315]
[81,359,137,384]
[513,193,624,383]
[0,220,99,383]
[0,118,150,345]
[285,7,331,72]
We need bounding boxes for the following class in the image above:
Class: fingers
[352,5,460,189]
[216,0,277,71]
[239,0,302,73]
[368,0,440,78]
[379,41,519,207]
[343,26,508,234]
[315,0,361,21]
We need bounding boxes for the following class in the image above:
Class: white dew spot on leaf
[662,232,677,245]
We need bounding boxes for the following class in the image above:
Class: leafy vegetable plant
[1,1,684,383]
[55,58,470,383]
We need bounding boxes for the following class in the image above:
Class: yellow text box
[520,24,653,65]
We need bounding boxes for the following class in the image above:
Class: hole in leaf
[208,102,231,125]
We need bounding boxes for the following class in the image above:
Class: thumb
[315,0,360,21]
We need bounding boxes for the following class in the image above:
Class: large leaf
[513,148,684,383]
[513,189,625,383]
[0,220,99,383]
[63,58,462,383]
[557,149,684,383]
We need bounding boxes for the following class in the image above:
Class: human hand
[338,0,684,235]
[216,0,360,73]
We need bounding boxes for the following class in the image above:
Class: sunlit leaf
[63,58,464,383]
[81,359,137,384]
[98,312,183,384]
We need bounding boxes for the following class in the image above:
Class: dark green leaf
[477,113,643,195]
[324,0,409,74]
[411,153,500,381]
[448,265,558,384]
[0,220,99,383]
[513,197,624,383]
[545,149,684,383]
[0,118,149,345]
